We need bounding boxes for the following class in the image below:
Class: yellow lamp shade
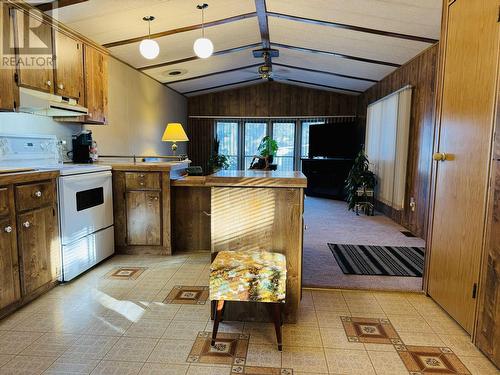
[162,123,189,142]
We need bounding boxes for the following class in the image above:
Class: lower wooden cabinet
[126,190,161,246]
[0,217,20,310]
[17,206,59,295]
[112,169,171,255]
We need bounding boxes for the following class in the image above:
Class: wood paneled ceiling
[39,0,442,96]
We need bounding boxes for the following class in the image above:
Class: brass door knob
[433,152,447,161]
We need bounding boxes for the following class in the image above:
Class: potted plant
[257,136,278,163]
[345,150,377,211]
[208,138,230,173]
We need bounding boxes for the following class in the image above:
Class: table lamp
[162,123,189,155]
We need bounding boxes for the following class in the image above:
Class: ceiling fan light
[193,37,214,58]
[140,38,160,59]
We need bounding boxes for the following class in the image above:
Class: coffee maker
[72,131,93,163]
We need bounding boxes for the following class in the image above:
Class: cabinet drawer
[125,172,160,190]
[15,181,55,211]
[0,187,10,217]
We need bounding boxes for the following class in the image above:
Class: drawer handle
[4,225,12,233]
[23,221,30,228]
[139,174,145,178]
[148,196,158,201]
[58,83,64,90]
[46,80,51,87]
[202,211,211,217]
[33,191,42,198]
[139,182,145,186]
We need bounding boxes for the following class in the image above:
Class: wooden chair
[209,250,287,351]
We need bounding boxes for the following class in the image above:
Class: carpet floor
[303,196,426,291]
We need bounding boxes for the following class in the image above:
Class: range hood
[18,87,88,117]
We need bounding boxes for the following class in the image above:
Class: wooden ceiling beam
[183,78,263,95]
[166,63,262,84]
[267,12,438,44]
[281,78,363,94]
[272,43,401,68]
[36,0,88,12]
[273,63,377,83]
[103,12,257,49]
[138,42,261,71]
[255,0,270,50]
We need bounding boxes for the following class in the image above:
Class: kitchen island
[172,170,307,323]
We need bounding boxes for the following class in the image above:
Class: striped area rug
[328,244,425,277]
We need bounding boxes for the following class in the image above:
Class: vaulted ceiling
[33,0,442,96]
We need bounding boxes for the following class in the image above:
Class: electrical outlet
[409,197,416,212]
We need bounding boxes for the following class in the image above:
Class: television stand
[301,158,354,199]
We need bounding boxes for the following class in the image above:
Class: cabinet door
[13,9,54,93]
[126,191,161,246]
[0,4,18,110]
[54,31,84,100]
[17,206,60,295]
[84,45,108,124]
[0,218,20,310]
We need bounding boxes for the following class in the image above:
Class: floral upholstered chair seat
[210,250,286,303]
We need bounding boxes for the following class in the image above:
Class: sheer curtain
[365,87,412,210]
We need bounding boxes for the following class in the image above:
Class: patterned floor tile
[164,286,209,305]
[396,345,471,375]
[232,366,293,374]
[187,331,249,366]
[340,316,402,345]
[367,350,409,375]
[105,267,147,280]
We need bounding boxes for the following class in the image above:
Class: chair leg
[270,303,283,351]
[211,300,225,346]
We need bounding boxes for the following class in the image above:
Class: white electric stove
[0,134,115,281]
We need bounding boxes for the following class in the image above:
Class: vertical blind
[365,86,412,210]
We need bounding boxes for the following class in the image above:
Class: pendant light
[139,16,160,60]
[193,4,214,59]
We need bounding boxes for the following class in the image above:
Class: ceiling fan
[252,48,279,81]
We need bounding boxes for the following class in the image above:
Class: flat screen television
[308,122,361,159]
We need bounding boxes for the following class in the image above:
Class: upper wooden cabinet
[0,4,19,111]
[83,45,108,124]
[53,31,84,101]
[13,9,54,93]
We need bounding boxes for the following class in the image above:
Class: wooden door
[0,218,20,310]
[13,9,54,93]
[428,0,500,333]
[17,206,59,295]
[126,191,161,246]
[0,3,19,110]
[84,45,108,124]
[54,31,84,100]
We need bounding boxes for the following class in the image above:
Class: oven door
[58,171,113,245]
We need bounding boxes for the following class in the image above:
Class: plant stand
[354,187,375,216]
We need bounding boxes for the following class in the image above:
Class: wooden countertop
[0,169,60,185]
[96,159,190,172]
[172,170,307,188]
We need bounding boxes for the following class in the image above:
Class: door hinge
[53,208,56,217]
[472,283,477,299]
[498,5,500,22]
[14,72,19,84]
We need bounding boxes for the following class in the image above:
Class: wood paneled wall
[357,44,439,239]
[187,81,358,172]
[188,81,358,117]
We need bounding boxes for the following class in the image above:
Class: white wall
[0,57,187,157]
[85,57,187,157]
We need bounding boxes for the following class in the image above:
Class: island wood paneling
[187,82,358,173]
[357,44,439,239]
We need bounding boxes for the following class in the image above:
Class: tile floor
[303,197,426,291]
[0,253,497,375]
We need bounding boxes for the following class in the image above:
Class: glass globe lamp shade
[193,37,214,58]
[139,39,160,59]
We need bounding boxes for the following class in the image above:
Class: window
[301,120,325,158]
[272,122,295,171]
[216,122,239,170]
[244,122,267,169]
